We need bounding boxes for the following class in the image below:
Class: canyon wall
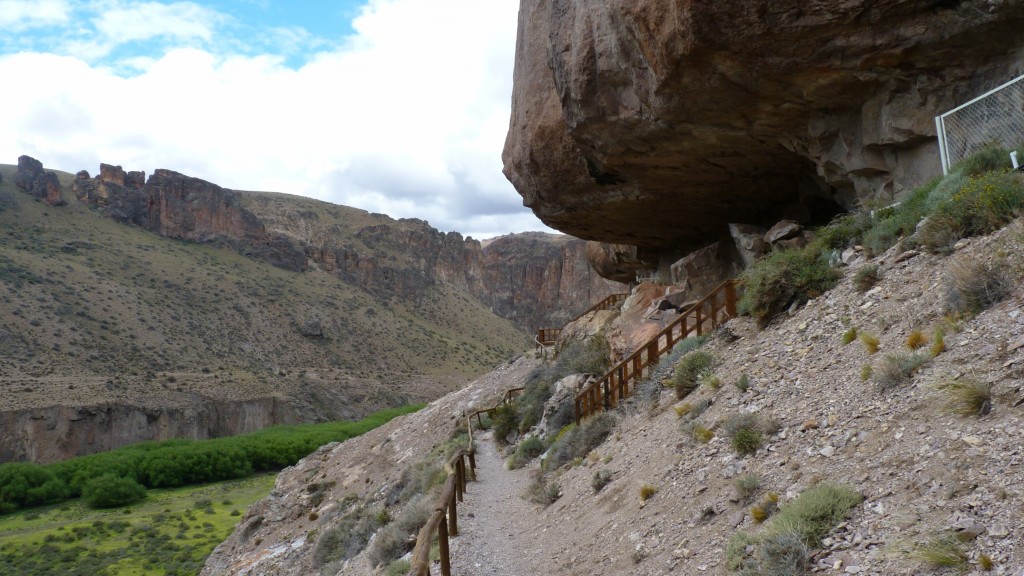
[503,0,1024,264]
[0,397,299,464]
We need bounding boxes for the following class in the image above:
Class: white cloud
[0,0,70,30]
[0,0,552,238]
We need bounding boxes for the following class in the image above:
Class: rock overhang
[503,0,1024,259]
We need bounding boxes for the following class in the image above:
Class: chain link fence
[936,74,1024,174]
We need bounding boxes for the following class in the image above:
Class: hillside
[205,216,1024,575]
[0,163,533,462]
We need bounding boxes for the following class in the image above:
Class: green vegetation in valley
[0,405,421,513]
[0,473,275,576]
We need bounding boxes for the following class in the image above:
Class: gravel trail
[447,432,551,576]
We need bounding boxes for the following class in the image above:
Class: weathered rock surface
[503,0,1024,259]
[585,240,655,284]
[0,397,299,464]
[14,155,65,206]
[482,232,627,330]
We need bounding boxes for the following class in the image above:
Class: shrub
[591,469,613,493]
[490,403,519,444]
[81,474,146,509]
[674,403,693,418]
[815,212,873,250]
[841,327,857,346]
[734,474,761,502]
[524,474,560,506]
[387,560,412,576]
[687,422,715,444]
[639,483,658,501]
[750,492,779,523]
[957,143,1014,176]
[944,258,1010,315]
[545,413,616,471]
[507,436,546,470]
[702,375,723,390]
[938,378,993,416]
[674,350,715,399]
[920,170,1024,250]
[368,495,433,567]
[874,351,929,390]
[853,265,880,292]
[313,504,382,566]
[722,413,766,456]
[734,373,751,393]
[906,329,928,350]
[738,246,842,326]
[859,332,879,355]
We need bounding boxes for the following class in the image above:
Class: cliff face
[66,159,617,329]
[0,398,299,464]
[503,0,1024,259]
[481,232,627,329]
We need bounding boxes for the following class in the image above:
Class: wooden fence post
[448,488,458,536]
[438,511,451,576]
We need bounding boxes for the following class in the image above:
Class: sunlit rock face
[504,0,1024,260]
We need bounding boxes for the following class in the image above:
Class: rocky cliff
[503,0,1024,264]
[64,158,624,330]
[0,397,298,464]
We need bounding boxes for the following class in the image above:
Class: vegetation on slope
[739,144,1024,326]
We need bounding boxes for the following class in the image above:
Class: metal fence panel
[936,74,1024,174]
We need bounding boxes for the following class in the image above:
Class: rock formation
[481,232,627,330]
[14,155,65,206]
[503,0,1024,266]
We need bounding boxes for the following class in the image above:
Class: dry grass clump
[906,533,970,571]
[524,472,560,506]
[367,495,433,567]
[874,351,930,390]
[639,483,658,501]
[859,332,880,355]
[686,422,715,444]
[853,264,880,292]
[943,258,1011,315]
[750,492,779,523]
[841,327,858,346]
[979,553,995,571]
[930,327,946,357]
[906,329,928,350]
[860,364,872,382]
[938,378,993,416]
[734,373,751,393]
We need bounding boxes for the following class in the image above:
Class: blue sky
[0,0,551,239]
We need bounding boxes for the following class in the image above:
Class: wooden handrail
[406,385,524,576]
[573,280,738,424]
[535,293,628,346]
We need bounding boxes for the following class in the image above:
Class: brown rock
[585,241,653,284]
[13,155,43,191]
[14,155,65,206]
[729,223,767,268]
[669,242,734,298]
[503,0,1024,258]
[764,220,803,244]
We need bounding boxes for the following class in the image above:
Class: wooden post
[448,488,458,536]
[725,281,737,317]
[574,397,581,425]
[455,460,464,503]
[468,452,477,479]
[438,511,451,576]
[695,306,703,335]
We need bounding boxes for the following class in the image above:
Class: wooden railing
[574,280,738,424]
[408,417,475,576]
[535,292,629,346]
[407,387,523,576]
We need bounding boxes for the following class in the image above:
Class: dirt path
[447,432,554,576]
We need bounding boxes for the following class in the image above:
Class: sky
[0,0,555,239]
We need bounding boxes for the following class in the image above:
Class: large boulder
[14,155,65,206]
[503,0,1024,260]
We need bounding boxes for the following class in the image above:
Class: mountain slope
[0,164,533,462]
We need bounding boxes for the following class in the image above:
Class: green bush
[545,413,616,471]
[81,474,146,509]
[508,436,546,469]
[674,350,715,399]
[738,246,841,326]
[0,405,420,513]
[368,494,433,567]
[313,504,383,566]
[919,170,1024,250]
[728,484,862,575]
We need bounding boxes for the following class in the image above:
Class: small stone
[894,249,920,263]
[820,446,836,457]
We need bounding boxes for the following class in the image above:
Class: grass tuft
[853,264,880,292]
[859,332,880,355]
[841,327,858,346]
[938,378,993,416]
[591,469,613,494]
[930,327,946,357]
[673,350,715,399]
[734,373,751,393]
[907,533,970,570]
[734,474,761,502]
[639,483,658,502]
[944,258,1011,315]
[906,330,928,350]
